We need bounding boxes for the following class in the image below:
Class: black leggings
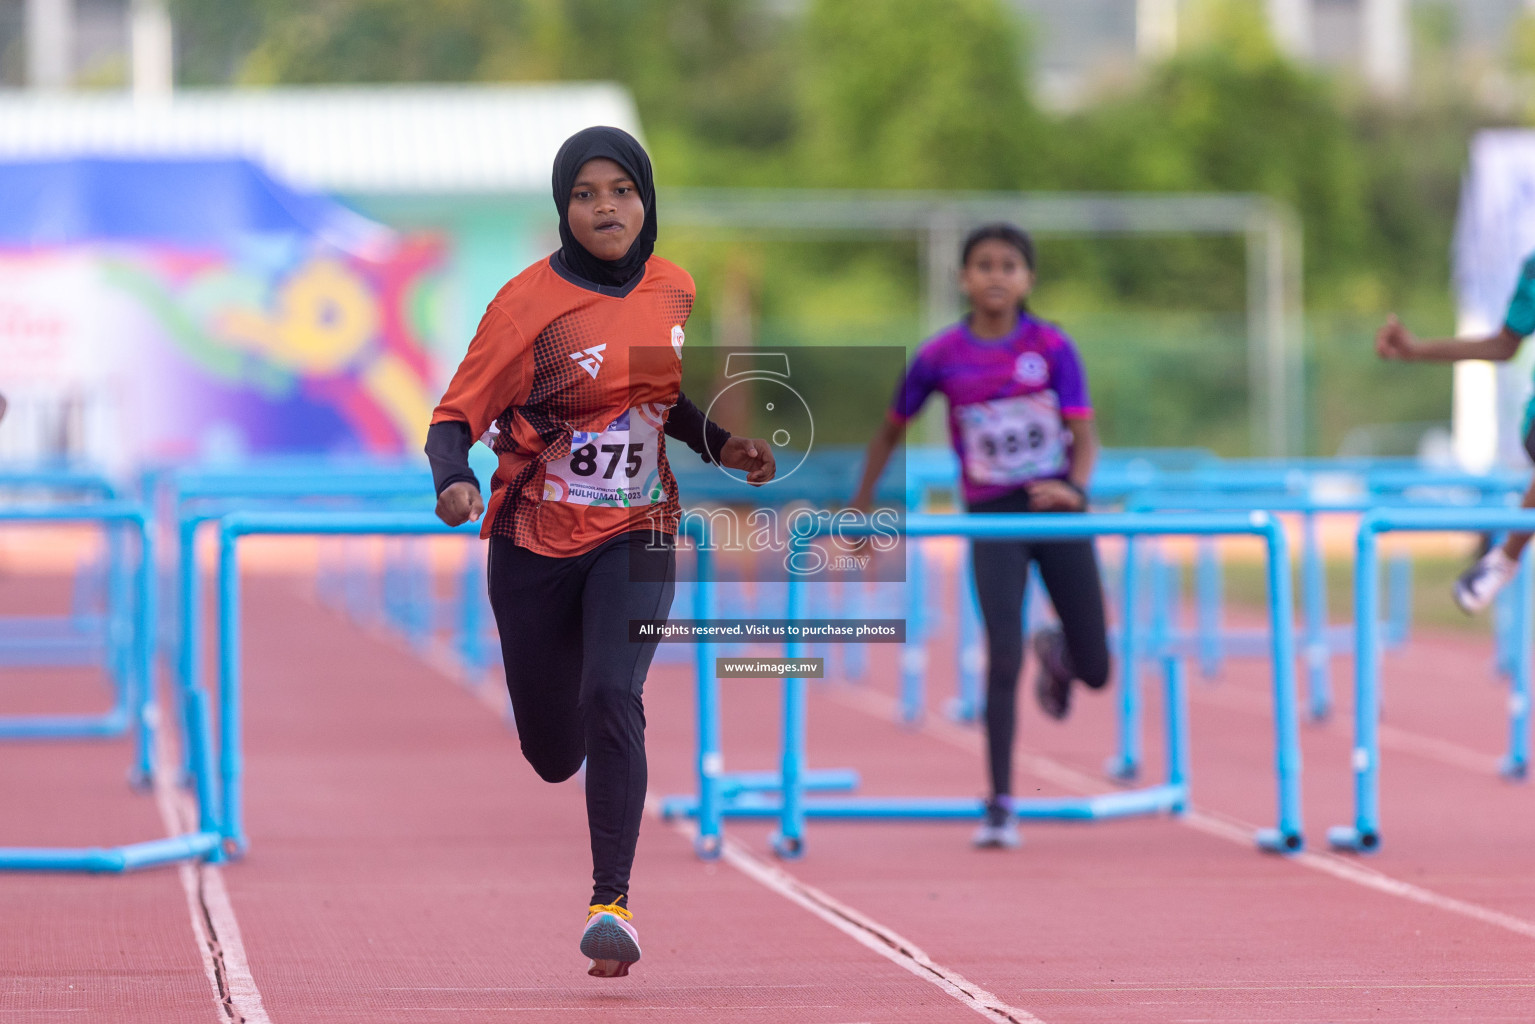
[487,530,675,907]
[969,490,1110,799]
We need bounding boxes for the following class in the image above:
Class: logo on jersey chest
[671,324,685,354]
[1013,351,1049,387]
[569,344,607,379]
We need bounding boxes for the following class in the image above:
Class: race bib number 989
[544,404,668,506]
[956,393,1068,486]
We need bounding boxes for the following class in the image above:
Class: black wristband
[425,420,481,497]
[1061,479,1089,508]
[665,392,733,464]
[702,420,733,465]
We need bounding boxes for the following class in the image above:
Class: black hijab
[551,126,657,289]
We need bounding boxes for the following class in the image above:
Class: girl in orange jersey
[425,127,774,978]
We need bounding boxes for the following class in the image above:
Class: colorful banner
[0,235,446,465]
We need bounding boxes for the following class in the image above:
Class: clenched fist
[435,480,484,527]
[719,436,776,486]
[1375,314,1417,361]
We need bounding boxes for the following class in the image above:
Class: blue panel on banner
[0,157,383,251]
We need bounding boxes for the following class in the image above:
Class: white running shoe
[971,799,1022,849]
[971,820,1022,849]
[1454,548,1518,615]
[582,903,640,978]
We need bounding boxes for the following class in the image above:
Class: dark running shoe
[1033,627,1074,721]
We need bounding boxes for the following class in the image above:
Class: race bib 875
[543,404,668,506]
[955,392,1068,486]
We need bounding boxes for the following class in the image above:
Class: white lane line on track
[1374,722,1502,775]
[150,717,271,1023]
[1188,684,1503,775]
[336,569,1535,991]
[1180,808,1535,941]
[358,578,1048,1024]
[307,583,1039,1024]
[820,683,1535,944]
[649,798,1046,1024]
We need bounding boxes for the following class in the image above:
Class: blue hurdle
[0,502,221,872]
[0,468,132,696]
[664,510,1305,860]
[169,468,438,693]
[1328,507,1535,855]
[0,504,143,753]
[1124,489,1508,725]
[169,463,561,707]
[890,453,1468,732]
[212,510,477,857]
[169,462,514,787]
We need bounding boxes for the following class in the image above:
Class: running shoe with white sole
[971,798,1022,850]
[1454,548,1518,615]
[582,903,640,978]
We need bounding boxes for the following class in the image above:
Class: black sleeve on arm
[425,420,480,496]
[666,391,733,464]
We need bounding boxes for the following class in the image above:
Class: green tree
[164,0,1494,452]
[796,0,1040,189]
[169,0,798,184]
[1047,21,1369,306]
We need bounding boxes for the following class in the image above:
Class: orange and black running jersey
[430,254,695,557]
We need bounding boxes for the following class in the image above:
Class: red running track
[4,570,1535,1022]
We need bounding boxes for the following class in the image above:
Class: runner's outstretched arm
[1375,315,1522,363]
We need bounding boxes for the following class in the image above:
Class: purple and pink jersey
[890,315,1093,505]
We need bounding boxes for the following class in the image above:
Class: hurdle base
[1104,755,1140,784]
[0,709,131,740]
[126,765,153,793]
[0,831,222,873]
[1325,825,1380,854]
[1254,827,1304,854]
[719,768,860,798]
[1498,755,1527,782]
[660,768,862,821]
[0,617,110,666]
[769,832,805,860]
[943,697,980,724]
[0,643,108,666]
[665,784,1187,822]
[658,795,693,822]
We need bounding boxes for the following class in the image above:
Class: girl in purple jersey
[852,223,1110,849]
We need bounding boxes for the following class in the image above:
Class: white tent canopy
[1453,130,1535,469]
[0,83,642,195]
